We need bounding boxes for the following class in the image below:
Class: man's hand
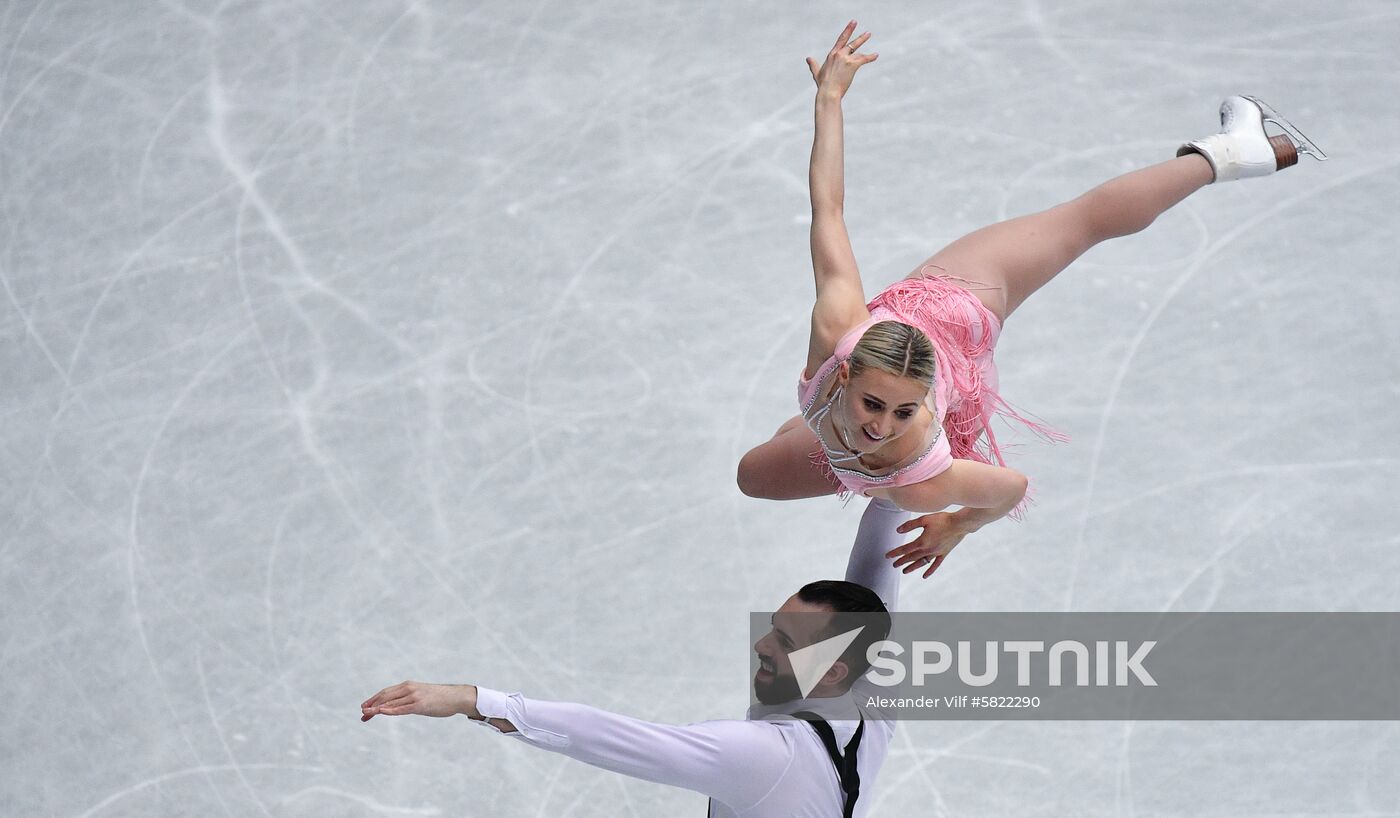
[361,681,477,722]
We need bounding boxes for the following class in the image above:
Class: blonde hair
[848,321,936,388]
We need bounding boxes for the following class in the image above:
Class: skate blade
[1243,95,1328,161]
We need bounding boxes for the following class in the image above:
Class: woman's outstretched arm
[803,22,879,378]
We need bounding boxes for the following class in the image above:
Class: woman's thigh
[737,421,842,500]
[905,201,1094,323]
[904,157,1211,322]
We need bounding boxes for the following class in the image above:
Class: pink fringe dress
[798,270,1065,509]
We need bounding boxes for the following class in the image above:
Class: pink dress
[798,272,1063,502]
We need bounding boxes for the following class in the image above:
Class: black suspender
[793,711,864,818]
[705,713,864,818]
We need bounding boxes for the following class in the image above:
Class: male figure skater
[361,499,910,817]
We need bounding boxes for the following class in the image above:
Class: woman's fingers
[832,20,856,50]
[897,551,940,575]
[810,24,877,95]
[921,542,961,578]
[887,527,933,559]
[891,547,934,569]
[922,555,947,579]
[885,542,917,560]
[892,537,957,570]
[897,513,940,536]
[888,545,930,565]
[834,31,872,59]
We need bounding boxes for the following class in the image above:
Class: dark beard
[753,669,803,705]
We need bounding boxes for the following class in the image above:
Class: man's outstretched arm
[845,498,910,613]
[361,681,789,809]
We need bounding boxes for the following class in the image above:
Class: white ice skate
[1177,95,1327,182]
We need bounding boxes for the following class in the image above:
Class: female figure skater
[736,21,1326,578]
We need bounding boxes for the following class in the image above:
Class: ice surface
[3,0,1398,815]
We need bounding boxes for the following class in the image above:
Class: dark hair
[796,580,892,686]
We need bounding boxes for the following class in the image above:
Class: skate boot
[1177,95,1327,182]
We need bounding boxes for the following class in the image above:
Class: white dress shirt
[471,499,907,817]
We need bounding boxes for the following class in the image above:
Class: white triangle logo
[788,626,865,699]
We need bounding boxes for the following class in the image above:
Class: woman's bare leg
[912,154,1215,322]
[737,416,842,500]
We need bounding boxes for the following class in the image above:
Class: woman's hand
[361,680,477,721]
[885,512,974,579]
[806,21,878,98]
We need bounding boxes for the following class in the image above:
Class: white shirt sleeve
[844,498,909,613]
[472,686,793,812]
